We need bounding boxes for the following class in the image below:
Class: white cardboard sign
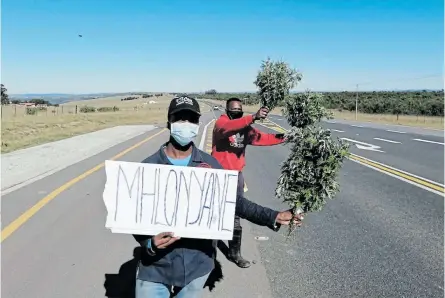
[102,160,239,240]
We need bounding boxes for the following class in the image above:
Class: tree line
[1,84,9,105]
[142,93,163,98]
[121,96,139,101]
[194,89,444,117]
[11,98,60,106]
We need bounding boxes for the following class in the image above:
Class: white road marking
[350,153,444,187]
[341,138,384,152]
[373,137,401,144]
[198,119,216,150]
[348,155,444,197]
[386,129,406,134]
[413,138,444,145]
[351,125,364,128]
[331,129,345,132]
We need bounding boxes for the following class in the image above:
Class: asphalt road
[268,114,444,184]
[2,107,444,298]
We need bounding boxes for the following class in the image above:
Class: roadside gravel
[1,125,156,195]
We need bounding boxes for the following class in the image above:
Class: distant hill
[9,92,141,105]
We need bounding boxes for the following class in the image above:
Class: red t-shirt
[211,114,285,172]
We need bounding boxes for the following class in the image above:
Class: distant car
[213,106,219,110]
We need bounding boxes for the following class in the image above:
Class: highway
[2,107,444,298]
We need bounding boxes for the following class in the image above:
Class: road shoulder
[2,125,157,194]
[199,116,274,297]
[203,220,274,298]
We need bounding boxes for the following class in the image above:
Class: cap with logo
[168,96,201,116]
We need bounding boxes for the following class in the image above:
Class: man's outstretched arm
[234,193,302,230]
[214,115,255,138]
[247,127,286,146]
[235,194,279,230]
[207,156,302,229]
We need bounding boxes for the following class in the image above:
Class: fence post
[75,105,78,114]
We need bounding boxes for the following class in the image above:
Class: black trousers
[234,171,244,230]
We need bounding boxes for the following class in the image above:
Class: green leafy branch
[254,57,302,111]
[254,59,350,237]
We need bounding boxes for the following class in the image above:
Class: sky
[2,0,444,94]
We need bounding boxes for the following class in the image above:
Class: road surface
[2,106,443,298]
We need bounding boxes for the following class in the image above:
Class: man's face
[228,100,242,112]
[169,110,200,126]
[168,110,200,147]
[227,101,244,119]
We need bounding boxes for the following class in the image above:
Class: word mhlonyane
[112,164,239,233]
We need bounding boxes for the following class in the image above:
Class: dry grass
[331,110,444,130]
[63,95,155,109]
[202,98,444,130]
[1,95,210,153]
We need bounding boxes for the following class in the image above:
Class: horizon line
[10,88,444,96]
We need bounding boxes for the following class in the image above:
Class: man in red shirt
[211,97,285,268]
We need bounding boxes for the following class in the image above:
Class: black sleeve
[235,194,280,231]
[205,154,281,230]
[133,234,172,265]
[133,234,152,247]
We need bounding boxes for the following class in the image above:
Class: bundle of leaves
[253,57,302,111]
[254,58,349,236]
[276,92,350,235]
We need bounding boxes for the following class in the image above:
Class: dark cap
[168,95,201,116]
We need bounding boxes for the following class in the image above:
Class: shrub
[97,106,119,112]
[26,108,37,115]
[80,106,96,113]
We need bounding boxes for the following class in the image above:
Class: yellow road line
[258,119,287,133]
[1,128,168,243]
[349,154,444,193]
[262,119,444,195]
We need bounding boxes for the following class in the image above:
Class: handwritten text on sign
[103,160,239,240]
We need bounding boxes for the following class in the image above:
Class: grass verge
[202,98,444,130]
[1,95,211,153]
[330,110,444,130]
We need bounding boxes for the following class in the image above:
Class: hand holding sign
[153,232,181,250]
[103,160,239,240]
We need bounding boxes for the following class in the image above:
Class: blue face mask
[170,121,199,146]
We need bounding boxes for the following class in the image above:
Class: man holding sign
[130,96,303,298]
[211,97,286,268]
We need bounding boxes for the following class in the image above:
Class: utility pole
[355,84,359,120]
